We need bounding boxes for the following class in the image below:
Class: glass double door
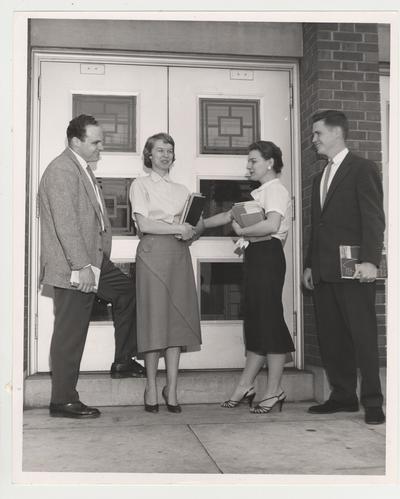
[34,60,295,372]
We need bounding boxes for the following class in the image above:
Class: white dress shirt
[69,148,105,229]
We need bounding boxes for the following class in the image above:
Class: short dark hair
[143,132,176,168]
[248,141,284,173]
[67,114,99,143]
[312,110,349,139]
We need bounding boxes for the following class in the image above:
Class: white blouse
[251,178,291,243]
[129,171,189,224]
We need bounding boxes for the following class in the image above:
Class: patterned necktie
[86,163,98,185]
[321,160,333,207]
[86,165,105,229]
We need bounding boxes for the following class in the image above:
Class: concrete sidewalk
[22,402,386,476]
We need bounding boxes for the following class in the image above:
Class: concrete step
[24,368,314,408]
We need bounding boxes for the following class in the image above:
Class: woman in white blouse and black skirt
[129,133,201,413]
[198,140,295,414]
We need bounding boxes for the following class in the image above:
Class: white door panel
[169,66,294,369]
[169,68,292,190]
[38,62,168,178]
[37,62,167,372]
[179,324,246,369]
[35,60,296,372]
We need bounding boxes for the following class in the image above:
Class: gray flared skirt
[136,235,202,356]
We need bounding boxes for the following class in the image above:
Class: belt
[247,235,273,243]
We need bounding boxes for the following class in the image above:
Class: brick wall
[300,22,386,367]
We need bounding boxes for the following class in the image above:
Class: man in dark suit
[303,110,385,425]
[39,114,145,419]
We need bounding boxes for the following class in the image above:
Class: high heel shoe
[162,386,182,413]
[250,391,286,414]
[221,387,256,408]
[144,391,159,413]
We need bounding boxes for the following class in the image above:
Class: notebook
[180,193,206,226]
[70,265,101,291]
[339,245,387,279]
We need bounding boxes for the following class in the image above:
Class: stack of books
[231,200,265,227]
[180,193,206,226]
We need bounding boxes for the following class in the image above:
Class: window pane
[73,95,136,152]
[220,117,242,136]
[200,179,258,236]
[207,105,229,125]
[200,98,260,155]
[90,262,135,322]
[231,106,253,126]
[200,262,244,320]
[97,178,136,236]
[232,128,254,148]
[207,129,230,148]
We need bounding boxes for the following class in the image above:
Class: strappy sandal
[250,391,286,414]
[221,387,256,408]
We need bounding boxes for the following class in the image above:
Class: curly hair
[143,133,176,169]
[248,141,284,173]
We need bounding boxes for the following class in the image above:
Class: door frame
[28,49,304,374]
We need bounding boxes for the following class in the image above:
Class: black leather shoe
[308,399,359,414]
[110,359,146,378]
[144,391,159,413]
[144,402,159,413]
[162,386,182,413]
[365,407,385,425]
[49,401,101,419]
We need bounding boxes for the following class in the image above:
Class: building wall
[378,24,390,62]
[29,19,303,57]
[300,22,386,367]
[26,20,389,372]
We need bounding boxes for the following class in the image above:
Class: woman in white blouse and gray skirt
[198,140,295,414]
[129,133,201,413]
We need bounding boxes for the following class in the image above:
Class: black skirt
[243,237,295,355]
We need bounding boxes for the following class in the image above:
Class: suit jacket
[38,148,112,289]
[305,151,385,283]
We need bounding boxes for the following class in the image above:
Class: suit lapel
[314,170,324,218]
[321,151,353,212]
[64,148,105,226]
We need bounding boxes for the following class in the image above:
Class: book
[339,245,387,279]
[231,200,265,228]
[179,192,206,226]
[70,265,101,291]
